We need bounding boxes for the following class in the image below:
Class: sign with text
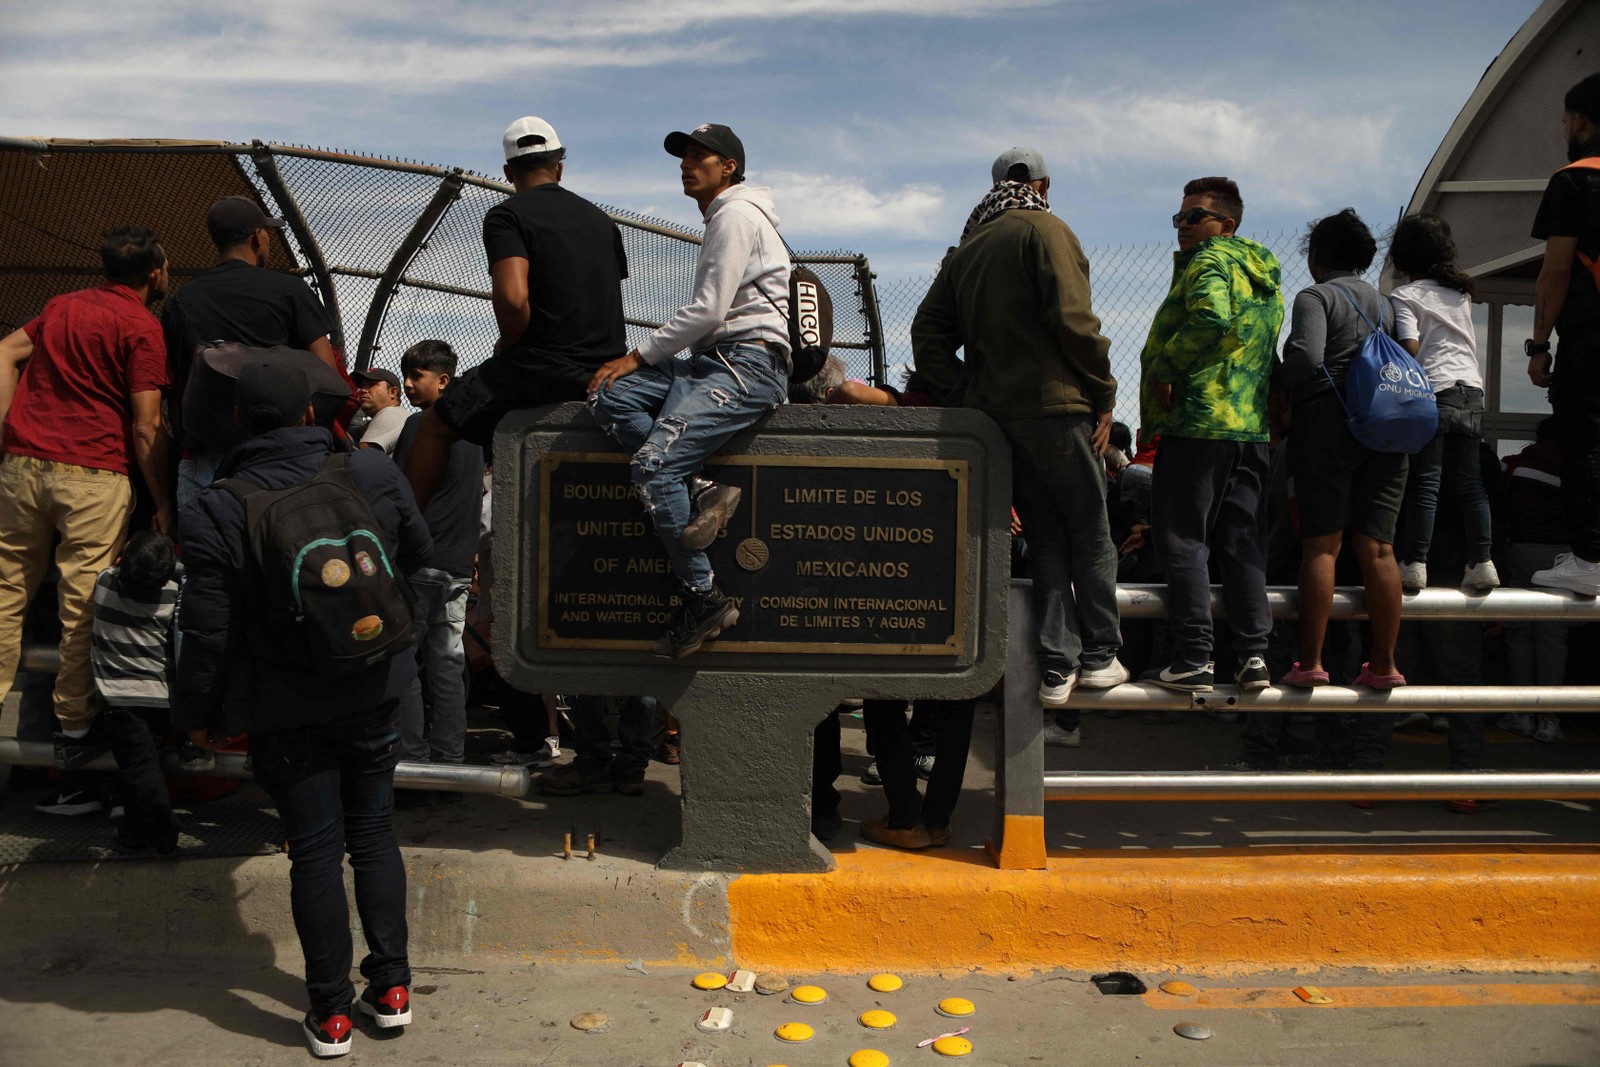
[537,453,968,655]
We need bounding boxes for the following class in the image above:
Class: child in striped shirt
[92,530,183,856]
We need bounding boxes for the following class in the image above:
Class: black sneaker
[652,585,739,659]
[811,809,843,842]
[1152,662,1215,693]
[358,984,412,1028]
[303,1011,354,1056]
[536,762,617,796]
[1234,656,1271,692]
[178,741,215,773]
[612,768,646,797]
[52,725,110,770]
[680,484,742,551]
[1218,757,1277,772]
[35,786,106,816]
[393,789,436,811]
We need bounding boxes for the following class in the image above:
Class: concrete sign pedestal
[494,404,1009,873]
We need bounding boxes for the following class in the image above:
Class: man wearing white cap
[585,123,792,660]
[404,116,629,510]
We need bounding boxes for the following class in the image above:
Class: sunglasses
[1172,207,1232,228]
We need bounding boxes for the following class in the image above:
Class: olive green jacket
[1138,236,1284,443]
[912,209,1115,420]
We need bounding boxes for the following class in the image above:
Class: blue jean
[1002,414,1122,675]
[251,703,410,1018]
[588,343,788,593]
[397,567,470,764]
[1151,437,1272,669]
[176,452,225,512]
[1400,386,1492,564]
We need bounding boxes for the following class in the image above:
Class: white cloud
[759,171,947,239]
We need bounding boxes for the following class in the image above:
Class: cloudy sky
[2,0,1548,280]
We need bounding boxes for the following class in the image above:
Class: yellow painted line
[1142,983,1600,1010]
[729,847,1600,977]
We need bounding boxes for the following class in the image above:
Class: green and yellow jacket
[1138,236,1284,443]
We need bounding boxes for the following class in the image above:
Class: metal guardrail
[0,739,529,797]
[987,581,1600,871]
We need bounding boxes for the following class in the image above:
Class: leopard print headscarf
[961,180,1052,239]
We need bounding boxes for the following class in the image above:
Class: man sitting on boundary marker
[586,123,791,660]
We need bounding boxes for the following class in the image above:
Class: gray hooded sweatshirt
[634,184,792,367]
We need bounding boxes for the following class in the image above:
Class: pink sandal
[1354,662,1407,689]
[1280,662,1329,688]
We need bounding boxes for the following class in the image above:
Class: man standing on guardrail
[162,196,341,509]
[1528,73,1600,597]
[912,148,1126,706]
[1139,177,1283,694]
[586,123,791,659]
[175,361,432,1057]
[0,226,174,773]
[404,117,630,511]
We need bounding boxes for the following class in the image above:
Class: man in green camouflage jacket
[1138,177,1284,695]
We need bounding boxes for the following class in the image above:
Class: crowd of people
[0,73,1596,1055]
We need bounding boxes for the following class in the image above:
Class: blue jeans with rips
[588,343,788,594]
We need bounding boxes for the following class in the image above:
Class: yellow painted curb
[729,846,1600,977]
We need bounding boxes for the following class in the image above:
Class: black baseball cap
[207,195,285,246]
[235,362,312,431]
[664,124,745,181]
[352,367,400,390]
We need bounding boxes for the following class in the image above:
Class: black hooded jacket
[174,426,432,736]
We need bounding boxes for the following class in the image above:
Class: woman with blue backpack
[1274,209,1411,689]
[1388,214,1499,595]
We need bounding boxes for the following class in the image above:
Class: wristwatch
[1525,339,1552,357]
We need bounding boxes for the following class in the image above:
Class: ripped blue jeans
[588,342,788,593]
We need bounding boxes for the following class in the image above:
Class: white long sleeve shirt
[635,184,791,367]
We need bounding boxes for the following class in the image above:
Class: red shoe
[358,984,412,1028]
[1446,799,1498,815]
[303,1012,354,1056]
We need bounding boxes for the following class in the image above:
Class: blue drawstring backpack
[1320,285,1437,453]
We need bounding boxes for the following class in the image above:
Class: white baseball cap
[502,116,564,161]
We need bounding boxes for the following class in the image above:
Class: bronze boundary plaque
[536,452,970,656]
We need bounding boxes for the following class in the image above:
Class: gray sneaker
[1041,723,1081,748]
[680,484,742,551]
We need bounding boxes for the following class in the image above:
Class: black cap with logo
[664,124,746,182]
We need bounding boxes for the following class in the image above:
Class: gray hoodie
[635,184,792,367]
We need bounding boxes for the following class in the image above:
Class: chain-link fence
[874,228,1331,433]
[0,138,887,389]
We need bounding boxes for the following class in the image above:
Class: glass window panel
[1498,305,1556,414]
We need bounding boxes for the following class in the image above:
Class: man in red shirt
[0,226,173,763]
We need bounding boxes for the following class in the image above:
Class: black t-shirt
[1531,139,1600,331]
[162,260,335,444]
[482,184,628,388]
[393,412,484,579]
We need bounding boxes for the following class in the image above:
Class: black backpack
[756,222,833,384]
[218,454,416,678]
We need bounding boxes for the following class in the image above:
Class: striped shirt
[91,567,181,709]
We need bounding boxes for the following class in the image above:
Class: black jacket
[174,426,432,736]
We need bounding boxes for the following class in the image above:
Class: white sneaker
[1399,560,1427,592]
[1532,552,1600,596]
[1041,723,1081,748]
[1038,669,1079,707]
[1462,560,1500,594]
[540,736,561,765]
[1494,713,1535,737]
[1078,658,1130,689]
[1535,717,1564,743]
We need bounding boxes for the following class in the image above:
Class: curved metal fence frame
[0,137,887,386]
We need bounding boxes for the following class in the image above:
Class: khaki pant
[0,454,133,729]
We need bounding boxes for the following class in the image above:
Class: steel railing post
[987,582,1047,869]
